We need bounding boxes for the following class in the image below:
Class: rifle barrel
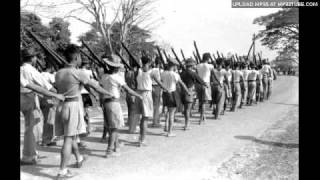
[193,41,202,62]
[180,49,186,61]
[121,42,141,68]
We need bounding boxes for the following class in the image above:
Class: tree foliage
[253,8,299,62]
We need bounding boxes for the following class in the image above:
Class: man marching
[231,62,244,112]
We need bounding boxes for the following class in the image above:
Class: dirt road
[20,76,298,180]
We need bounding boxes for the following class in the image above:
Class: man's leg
[139,117,148,145]
[215,87,224,119]
[152,86,161,126]
[183,103,192,130]
[59,136,73,171]
[106,128,117,156]
[21,109,38,163]
[267,79,273,99]
[262,78,268,100]
[167,107,176,136]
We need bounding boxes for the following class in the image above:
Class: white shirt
[80,68,93,94]
[211,68,227,85]
[151,68,162,85]
[100,73,126,99]
[136,68,158,91]
[261,65,272,78]
[41,72,55,84]
[242,69,251,81]
[20,63,52,93]
[248,70,259,81]
[196,63,214,83]
[161,70,181,92]
[232,70,243,82]
[225,69,232,82]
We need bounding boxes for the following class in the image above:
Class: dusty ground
[20,76,298,180]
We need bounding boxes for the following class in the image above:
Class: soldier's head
[154,56,161,68]
[21,48,38,65]
[241,62,248,70]
[167,58,179,71]
[141,56,152,72]
[185,58,196,70]
[201,53,211,63]
[102,54,123,74]
[216,58,224,69]
[224,60,231,69]
[64,44,81,66]
[249,62,256,69]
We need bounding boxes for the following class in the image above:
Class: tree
[48,17,71,53]
[253,8,299,63]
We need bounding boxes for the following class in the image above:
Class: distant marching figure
[240,62,250,107]
[230,62,244,112]
[99,54,142,157]
[247,62,260,105]
[223,60,233,113]
[210,58,229,120]
[161,58,190,136]
[180,58,207,130]
[256,64,264,103]
[196,53,214,124]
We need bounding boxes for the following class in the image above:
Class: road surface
[20,76,298,180]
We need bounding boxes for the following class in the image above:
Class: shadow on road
[270,102,298,106]
[21,163,58,179]
[234,135,299,149]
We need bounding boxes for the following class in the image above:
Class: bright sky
[22,0,281,60]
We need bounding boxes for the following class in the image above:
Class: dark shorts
[181,87,196,104]
[162,92,177,107]
[81,94,93,107]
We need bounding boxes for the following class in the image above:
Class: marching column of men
[20,45,276,179]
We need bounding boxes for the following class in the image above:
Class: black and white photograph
[20,0,300,179]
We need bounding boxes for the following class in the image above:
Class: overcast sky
[22,0,280,60]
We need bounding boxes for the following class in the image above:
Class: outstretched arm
[122,85,143,100]
[84,80,114,98]
[25,83,65,101]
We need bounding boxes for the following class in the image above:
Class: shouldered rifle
[25,29,66,69]
[162,50,169,62]
[80,49,100,67]
[193,41,202,62]
[258,52,263,65]
[115,51,132,71]
[156,46,166,66]
[81,40,109,71]
[212,53,217,60]
[121,42,141,68]
[221,53,225,59]
[216,51,221,58]
[171,48,185,71]
[193,51,199,64]
[180,49,186,61]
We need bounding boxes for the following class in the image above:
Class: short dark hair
[64,44,80,63]
[216,58,223,66]
[202,53,211,62]
[141,56,152,65]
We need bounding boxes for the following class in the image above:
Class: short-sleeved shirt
[55,66,90,98]
[232,70,243,82]
[151,68,162,85]
[261,65,272,78]
[248,70,259,81]
[100,73,126,99]
[180,69,206,88]
[161,70,181,92]
[196,63,214,83]
[41,72,55,84]
[225,69,232,82]
[242,69,250,81]
[20,63,53,93]
[136,68,159,91]
[80,68,93,94]
[211,68,227,85]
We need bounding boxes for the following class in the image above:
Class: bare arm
[178,79,190,95]
[122,85,143,100]
[25,83,65,101]
[84,80,114,98]
[152,75,169,92]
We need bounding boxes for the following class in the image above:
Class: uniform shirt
[55,66,90,98]
[196,63,214,83]
[100,72,126,99]
[136,68,159,91]
[180,69,206,88]
[80,68,93,94]
[258,70,263,83]
[151,68,162,85]
[248,70,259,81]
[242,69,250,81]
[261,64,272,78]
[211,68,227,85]
[41,71,55,84]
[161,70,181,92]
[225,69,232,82]
[20,63,53,93]
[231,70,243,82]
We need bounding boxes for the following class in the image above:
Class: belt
[248,80,256,82]
[64,97,79,102]
[212,83,221,86]
[103,98,120,103]
[152,84,159,86]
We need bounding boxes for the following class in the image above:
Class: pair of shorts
[182,87,196,104]
[55,99,87,137]
[134,90,153,118]
[103,99,124,129]
[163,91,178,107]
[81,94,93,107]
[198,82,212,102]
